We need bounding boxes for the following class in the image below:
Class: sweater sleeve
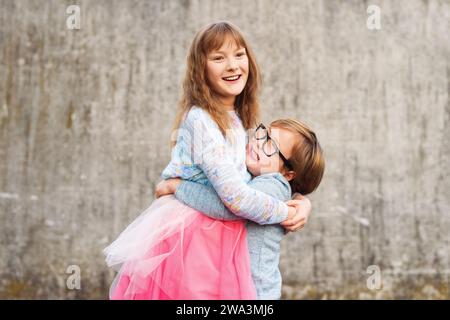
[175,181,241,221]
[171,109,289,224]
[175,173,292,224]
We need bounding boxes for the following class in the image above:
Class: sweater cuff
[278,203,289,223]
[174,181,190,201]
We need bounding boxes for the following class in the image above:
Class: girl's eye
[236,52,246,57]
[213,56,224,61]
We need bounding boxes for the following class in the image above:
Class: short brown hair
[270,119,325,195]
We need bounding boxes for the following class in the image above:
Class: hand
[154,178,182,198]
[281,196,312,233]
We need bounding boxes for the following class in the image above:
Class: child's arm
[280,194,312,232]
[164,107,289,225]
[174,173,291,223]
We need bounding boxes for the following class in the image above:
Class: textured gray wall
[0,0,449,299]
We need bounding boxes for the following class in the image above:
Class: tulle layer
[103,195,256,300]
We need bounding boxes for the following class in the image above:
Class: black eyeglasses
[253,123,293,171]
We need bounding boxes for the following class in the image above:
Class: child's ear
[283,171,296,182]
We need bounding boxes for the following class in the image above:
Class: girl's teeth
[224,75,239,81]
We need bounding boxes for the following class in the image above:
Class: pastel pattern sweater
[161,106,288,224]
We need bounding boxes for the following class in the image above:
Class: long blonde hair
[172,21,261,144]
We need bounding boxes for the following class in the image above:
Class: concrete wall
[0,0,449,299]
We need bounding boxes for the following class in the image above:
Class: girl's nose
[227,59,239,71]
[255,138,263,150]
[249,136,260,150]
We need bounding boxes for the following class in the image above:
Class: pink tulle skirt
[103,195,256,300]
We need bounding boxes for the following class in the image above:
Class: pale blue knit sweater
[175,172,291,299]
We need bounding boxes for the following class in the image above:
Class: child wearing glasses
[156,119,325,299]
[103,22,313,299]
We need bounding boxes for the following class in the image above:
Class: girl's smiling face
[246,126,299,178]
[206,36,249,109]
